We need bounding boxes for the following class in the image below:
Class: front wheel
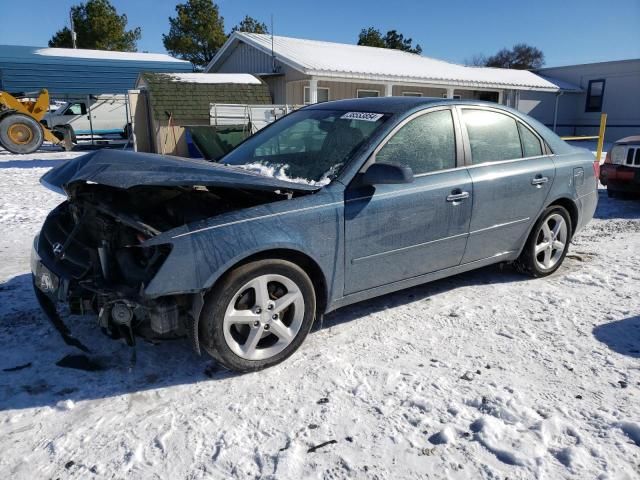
[0,113,44,154]
[199,259,316,372]
[515,206,572,277]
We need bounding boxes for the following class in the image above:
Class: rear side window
[376,109,456,174]
[518,123,543,157]
[462,109,522,164]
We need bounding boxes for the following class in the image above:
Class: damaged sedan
[32,98,598,372]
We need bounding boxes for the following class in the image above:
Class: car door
[61,101,90,133]
[344,107,473,294]
[458,107,555,263]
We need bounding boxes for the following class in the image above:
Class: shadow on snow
[593,316,640,359]
[0,264,528,411]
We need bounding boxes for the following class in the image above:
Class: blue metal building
[0,45,192,95]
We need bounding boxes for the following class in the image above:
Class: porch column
[514,90,521,110]
[384,83,393,97]
[446,87,455,99]
[308,78,318,103]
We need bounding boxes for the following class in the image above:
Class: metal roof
[208,33,581,92]
[0,44,192,95]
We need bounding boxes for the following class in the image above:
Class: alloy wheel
[534,213,568,271]
[222,274,305,360]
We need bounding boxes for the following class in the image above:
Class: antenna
[271,14,276,72]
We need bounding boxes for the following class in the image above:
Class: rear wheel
[0,113,44,154]
[199,259,316,372]
[515,205,572,277]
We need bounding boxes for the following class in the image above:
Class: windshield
[221,109,388,186]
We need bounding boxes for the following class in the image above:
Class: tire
[514,205,573,278]
[199,259,316,372]
[0,113,44,154]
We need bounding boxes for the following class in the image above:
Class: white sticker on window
[340,112,384,122]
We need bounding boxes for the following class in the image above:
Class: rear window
[518,123,543,158]
[462,109,522,164]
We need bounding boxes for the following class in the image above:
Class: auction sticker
[341,112,384,122]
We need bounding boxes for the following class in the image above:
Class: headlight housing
[611,145,626,165]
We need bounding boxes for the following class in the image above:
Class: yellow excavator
[0,89,71,154]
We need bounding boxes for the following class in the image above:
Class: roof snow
[34,47,189,63]
[209,33,581,92]
[167,73,262,84]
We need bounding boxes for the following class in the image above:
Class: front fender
[143,189,344,300]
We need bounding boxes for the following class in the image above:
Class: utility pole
[271,14,275,73]
[70,10,77,49]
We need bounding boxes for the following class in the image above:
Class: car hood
[41,150,320,194]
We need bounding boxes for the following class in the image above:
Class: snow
[34,47,189,64]
[1,149,639,479]
[231,162,332,186]
[214,33,580,92]
[168,73,262,84]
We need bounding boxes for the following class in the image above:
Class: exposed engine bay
[36,182,294,347]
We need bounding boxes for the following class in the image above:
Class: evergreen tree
[357,27,422,54]
[357,27,385,48]
[232,15,268,34]
[48,0,141,51]
[163,0,227,69]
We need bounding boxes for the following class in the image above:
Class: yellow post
[595,113,607,163]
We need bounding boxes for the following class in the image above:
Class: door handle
[446,191,470,202]
[531,176,549,186]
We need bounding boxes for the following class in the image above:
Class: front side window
[222,109,387,185]
[304,87,329,104]
[518,122,543,157]
[376,109,456,175]
[64,103,86,115]
[585,79,605,112]
[462,109,522,164]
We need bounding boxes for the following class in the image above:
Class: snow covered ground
[0,149,638,479]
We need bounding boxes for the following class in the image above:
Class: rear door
[458,107,555,263]
[344,107,472,294]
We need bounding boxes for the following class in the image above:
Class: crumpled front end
[31,199,185,348]
[31,150,316,352]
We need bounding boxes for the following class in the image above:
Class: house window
[441,93,462,100]
[402,92,423,97]
[585,79,605,112]
[357,89,380,98]
[304,86,329,104]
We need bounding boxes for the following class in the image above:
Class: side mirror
[361,162,414,185]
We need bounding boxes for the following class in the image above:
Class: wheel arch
[514,196,579,259]
[546,197,579,237]
[199,247,329,324]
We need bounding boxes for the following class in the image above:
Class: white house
[206,32,580,110]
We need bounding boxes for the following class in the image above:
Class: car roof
[614,135,640,145]
[305,96,509,115]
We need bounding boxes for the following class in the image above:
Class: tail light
[593,159,600,179]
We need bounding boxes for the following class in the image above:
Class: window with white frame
[304,86,329,104]
[357,89,380,98]
[402,92,423,97]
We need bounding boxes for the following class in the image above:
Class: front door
[344,108,473,294]
[458,107,556,263]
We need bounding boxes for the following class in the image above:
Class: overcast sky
[1,0,638,67]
